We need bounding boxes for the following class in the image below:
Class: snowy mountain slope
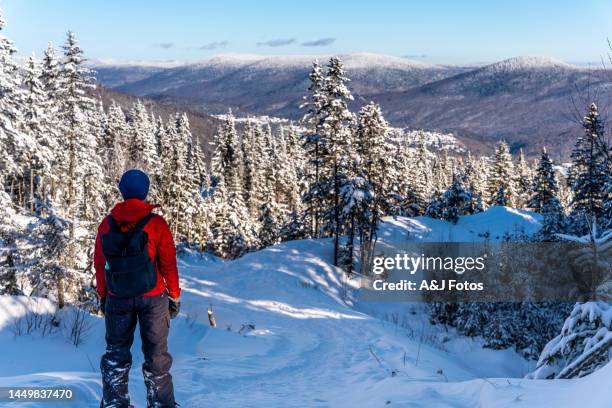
[0,207,609,407]
[93,52,465,118]
[375,57,608,157]
[94,53,607,157]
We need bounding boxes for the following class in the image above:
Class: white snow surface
[92,52,441,71]
[0,207,610,407]
[480,56,576,73]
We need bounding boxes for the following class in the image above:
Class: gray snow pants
[100,291,175,408]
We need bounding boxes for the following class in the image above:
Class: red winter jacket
[94,199,181,299]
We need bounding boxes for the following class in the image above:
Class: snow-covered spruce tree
[528,225,611,378]
[258,200,280,248]
[247,124,267,216]
[530,148,566,240]
[319,57,355,266]
[0,9,27,205]
[27,209,73,306]
[354,102,393,273]
[530,300,612,379]
[0,189,22,295]
[158,115,199,242]
[425,174,476,224]
[255,125,283,247]
[460,153,484,214]
[403,133,431,216]
[100,102,129,183]
[514,149,533,208]
[261,123,281,207]
[240,120,256,215]
[127,100,158,174]
[211,112,241,188]
[567,103,611,235]
[54,31,108,305]
[210,176,256,258]
[22,55,56,213]
[192,135,209,192]
[355,102,391,221]
[301,60,328,237]
[339,174,373,274]
[39,43,63,204]
[487,140,516,206]
[278,124,304,215]
[210,113,257,256]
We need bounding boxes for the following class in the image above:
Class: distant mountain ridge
[93,53,609,157]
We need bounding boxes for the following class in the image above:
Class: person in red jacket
[95,169,180,408]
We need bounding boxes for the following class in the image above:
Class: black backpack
[101,213,158,298]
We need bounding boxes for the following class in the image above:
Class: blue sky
[3,0,612,65]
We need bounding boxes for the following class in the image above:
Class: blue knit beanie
[119,169,150,201]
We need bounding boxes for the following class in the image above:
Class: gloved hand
[169,297,180,319]
[100,297,106,315]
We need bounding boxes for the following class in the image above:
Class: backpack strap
[106,213,155,250]
[124,213,155,244]
[107,215,120,232]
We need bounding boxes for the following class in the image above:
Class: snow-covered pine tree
[261,123,280,207]
[0,9,26,205]
[22,55,56,213]
[355,102,391,226]
[27,209,72,307]
[0,189,21,295]
[54,30,108,297]
[240,120,256,214]
[210,176,256,258]
[426,174,476,224]
[461,153,484,214]
[487,140,516,206]
[354,102,393,273]
[568,103,611,234]
[158,115,200,242]
[515,149,532,208]
[319,57,355,266]
[127,100,158,174]
[529,223,612,378]
[530,301,612,379]
[258,200,280,248]
[339,174,373,274]
[529,148,566,240]
[277,124,303,214]
[301,60,328,237]
[404,133,431,216]
[386,143,411,216]
[212,111,240,188]
[192,134,209,192]
[247,123,267,217]
[101,102,129,183]
[256,124,282,247]
[38,43,63,204]
[210,113,257,255]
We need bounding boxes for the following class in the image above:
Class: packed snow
[0,207,610,407]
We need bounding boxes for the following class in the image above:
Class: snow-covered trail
[168,238,528,408]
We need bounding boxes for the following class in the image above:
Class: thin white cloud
[153,42,174,49]
[200,41,230,50]
[257,38,296,47]
[301,38,335,47]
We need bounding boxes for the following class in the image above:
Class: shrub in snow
[529,226,612,378]
[528,301,612,379]
[430,302,571,360]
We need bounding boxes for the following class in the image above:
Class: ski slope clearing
[0,207,610,407]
